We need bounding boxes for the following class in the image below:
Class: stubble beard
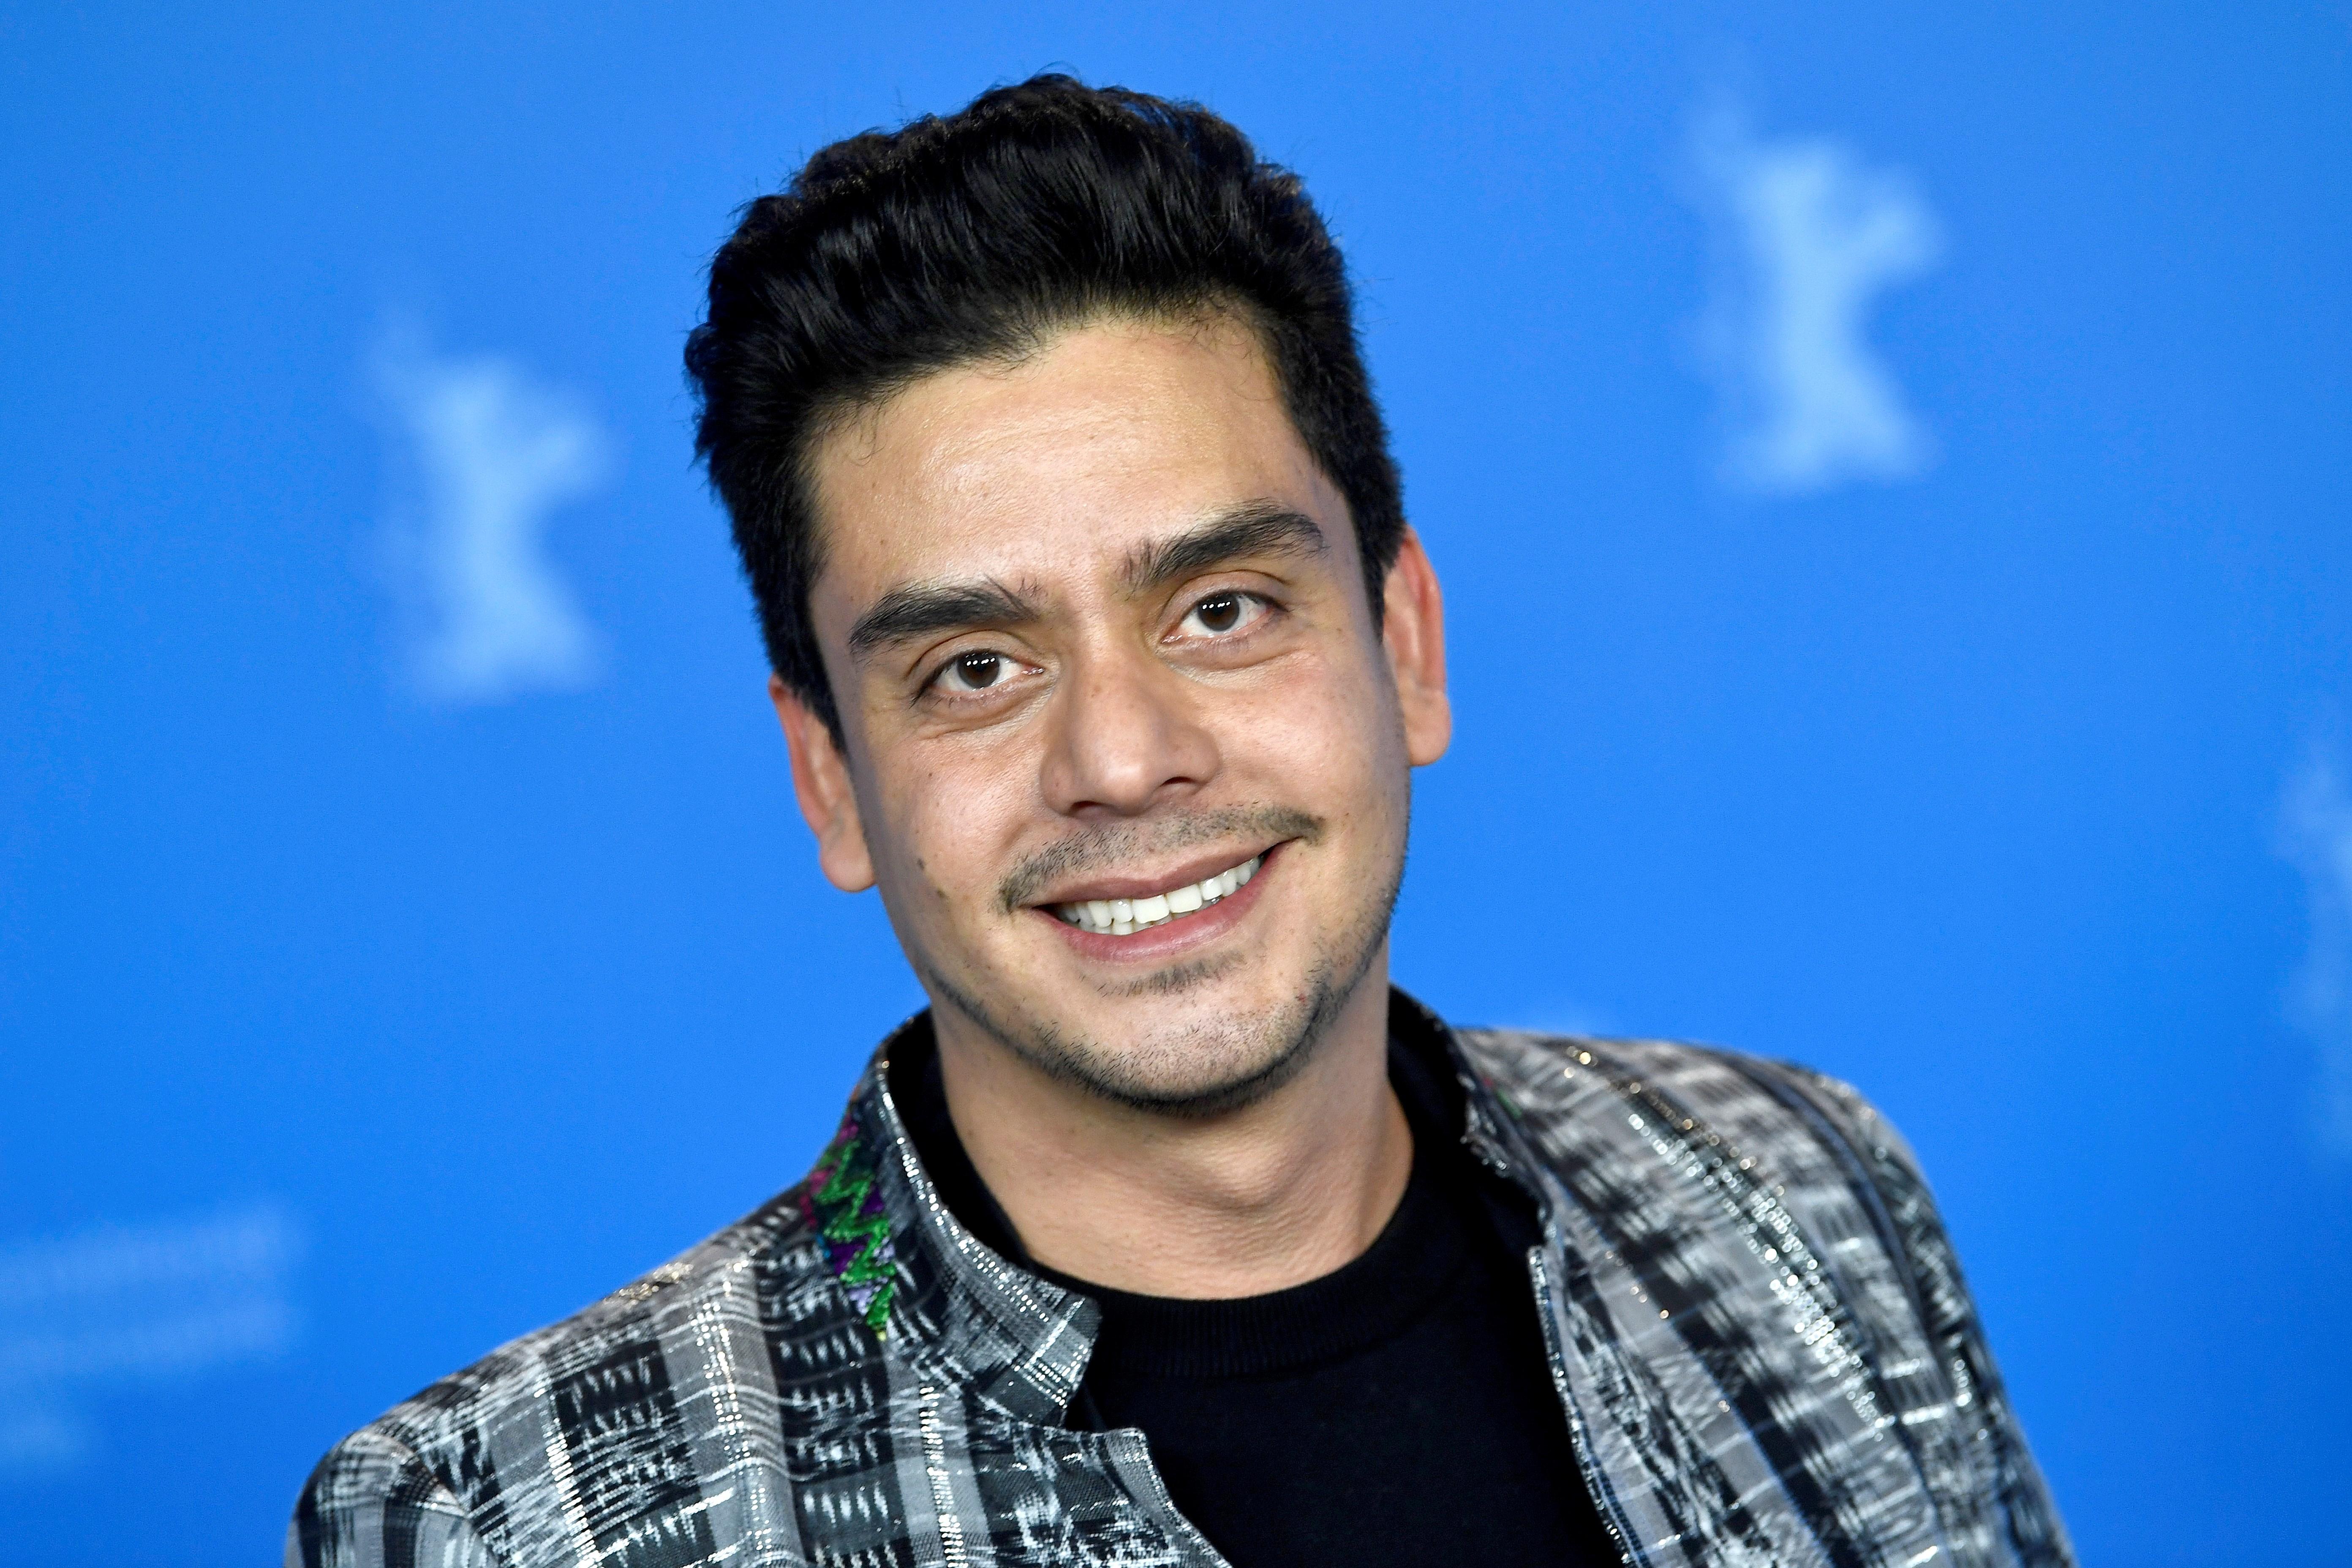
[925,828,1407,1120]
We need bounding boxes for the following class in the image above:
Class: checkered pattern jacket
[289,994,2073,1568]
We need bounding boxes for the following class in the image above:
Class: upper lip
[1024,842,1281,907]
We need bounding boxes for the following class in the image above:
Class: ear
[770,674,878,893]
[1380,528,1451,767]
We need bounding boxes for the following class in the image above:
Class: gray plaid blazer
[290,993,2073,1568]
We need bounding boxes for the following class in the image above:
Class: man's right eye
[934,651,1008,693]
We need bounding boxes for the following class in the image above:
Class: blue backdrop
[3,4,2347,1563]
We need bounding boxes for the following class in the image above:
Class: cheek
[872,743,1040,914]
[1222,648,1407,810]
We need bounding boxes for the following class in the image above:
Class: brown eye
[1192,593,1243,633]
[940,651,1005,691]
[1176,591,1266,640]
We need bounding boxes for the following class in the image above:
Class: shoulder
[1444,1022,1949,1274]
[1450,1023,1922,1175]
[1444,1022,1991,1386]
[290,1182,862,1568]
[1443,1021,2075,1564]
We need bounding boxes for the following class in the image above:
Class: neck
[929,965,1412,1300]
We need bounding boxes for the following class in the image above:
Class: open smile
[1049,852,1262,936]
[1025,841,1287,960]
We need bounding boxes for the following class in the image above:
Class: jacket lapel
[1448,1016,1950,1568]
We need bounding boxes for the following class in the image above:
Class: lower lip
[1035,845,1283,963]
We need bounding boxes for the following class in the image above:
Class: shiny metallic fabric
[290,993,2071,1568]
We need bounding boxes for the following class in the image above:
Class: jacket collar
[804,989,1532,1424]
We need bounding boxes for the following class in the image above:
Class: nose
[1039,638,1220,818]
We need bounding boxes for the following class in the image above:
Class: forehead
[804,316,1343,612]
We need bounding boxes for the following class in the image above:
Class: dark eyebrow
[846,578,1042,662]
[844,502,1324,663]
[1120,501,1328,596]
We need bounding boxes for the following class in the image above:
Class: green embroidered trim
[805,1113,901,1334]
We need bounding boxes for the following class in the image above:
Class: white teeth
[1050,853,1264,936]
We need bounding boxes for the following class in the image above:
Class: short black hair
[684,74,1404,742]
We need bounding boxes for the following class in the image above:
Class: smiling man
[293,77,2072,1568]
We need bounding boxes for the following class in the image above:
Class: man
[293,76,2072,1568]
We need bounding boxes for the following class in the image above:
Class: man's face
[788,315,1447,1113]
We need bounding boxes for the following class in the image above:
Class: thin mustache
[997,806,1323,911]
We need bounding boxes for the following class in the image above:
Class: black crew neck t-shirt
[890,1024,1620,1568]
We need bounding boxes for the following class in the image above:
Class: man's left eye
[1178,591,1266,638]
[936,651,1012,692]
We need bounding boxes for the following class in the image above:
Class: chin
[1048,1018,1325,1118]
[943,952,1360,1119]
[1132,1005,1327,1096]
